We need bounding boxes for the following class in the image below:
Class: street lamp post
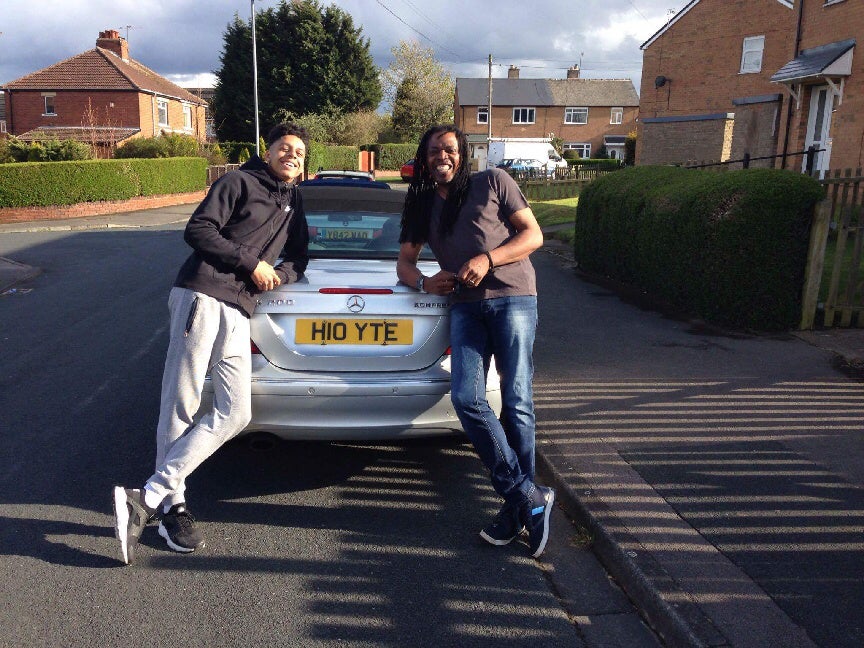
[251,0,260,157]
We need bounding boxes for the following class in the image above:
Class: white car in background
[204,184,501,440]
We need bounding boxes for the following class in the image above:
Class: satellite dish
[655,75,668,89]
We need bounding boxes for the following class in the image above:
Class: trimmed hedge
[567,158,623,171]
[368,143,416,170]
[574,166,825,331]
[306,143,358,173]
[0,157,207,208]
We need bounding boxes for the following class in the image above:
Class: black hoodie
[174,155,309,317]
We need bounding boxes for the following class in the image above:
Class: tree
[381,41,454,142]
[211,1,382,143]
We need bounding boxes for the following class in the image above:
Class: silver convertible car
[205,183,501,440]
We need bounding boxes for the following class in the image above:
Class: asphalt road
[0,227,661,647]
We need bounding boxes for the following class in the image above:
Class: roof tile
[3,48,207,105]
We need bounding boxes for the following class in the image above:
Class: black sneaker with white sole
[480,502,525,546]
[158,504,206,553]
[113,486,157,566]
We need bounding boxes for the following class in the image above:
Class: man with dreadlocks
[397,124,554,558]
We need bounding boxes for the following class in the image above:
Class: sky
[0,0,680,99]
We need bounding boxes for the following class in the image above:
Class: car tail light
[251,340,262,355]
[445,346,451,355]
[318,288,394,294]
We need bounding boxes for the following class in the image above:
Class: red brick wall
[640,115,734,166]
[729,99,783,166]
[8,90,141,133]
[637,0,795,164]
[8,89,206,143]
[0,191,205,224]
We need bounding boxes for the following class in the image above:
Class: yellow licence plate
[295,318,413,345]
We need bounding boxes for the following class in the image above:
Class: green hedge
[368,143,416,170]
[305,143,359,174]
[574,166,825,331]
[218,141,256,163]
[567,159,623,171]
[0,157,207,208]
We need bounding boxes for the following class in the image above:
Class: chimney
[97,29,129,61]
[567,65,581,79]
[507,65,520,79]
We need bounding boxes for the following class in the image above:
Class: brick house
[0,30,208,155]
[637,0,860,176]
[454,65,639,169]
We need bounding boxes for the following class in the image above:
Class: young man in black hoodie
[112,123,310,565]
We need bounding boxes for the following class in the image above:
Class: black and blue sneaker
[522,486,555,558]
[480,502,525,546]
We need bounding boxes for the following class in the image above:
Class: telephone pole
[487,54,493,143]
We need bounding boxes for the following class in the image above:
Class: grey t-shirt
[427,168,536,303]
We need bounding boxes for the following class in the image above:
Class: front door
[803,85,834,178]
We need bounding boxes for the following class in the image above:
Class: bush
[114,134,201,159]
[0,138,11,164]
[567,158,623,171]
[574,166,825,331]
[0,157,207,207]
[1,137,93,162]
[211,141,256,163]
[368,143,416,170]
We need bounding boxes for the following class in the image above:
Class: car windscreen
[302,211,435,260]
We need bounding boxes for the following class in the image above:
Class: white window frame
[563,142,591,158]
[477,106,489,124]
[183,104,193,130]
[740,36,765,74]
[610,107,623,125]
[0,120,6,134]
[157,98,169,126]
[564,107,589,124]
[42,93,56,116]
[512,107,535,124]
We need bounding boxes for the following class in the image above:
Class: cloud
[0,0,675,94]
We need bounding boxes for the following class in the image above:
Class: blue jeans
[450,295,538,507]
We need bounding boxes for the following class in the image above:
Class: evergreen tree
[210,15,255,143]
[212,0,381,143]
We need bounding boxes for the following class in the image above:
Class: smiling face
[266,134,306,182]
[425,131,461,190]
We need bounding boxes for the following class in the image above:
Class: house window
[610,107,623,125]
[512,107,535,124]
[183,105,193,130]
[564,107,588,124]
[563,142,591,158]
[157,98,169,126]
[477,106,489,124]
[740,36,765,74]
[0,120,6,134]
[42,94,56,116]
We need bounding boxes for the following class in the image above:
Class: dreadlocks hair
[400,125,472,245]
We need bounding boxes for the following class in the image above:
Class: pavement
[2,203,863,647]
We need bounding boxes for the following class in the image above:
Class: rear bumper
[202,366,502,441]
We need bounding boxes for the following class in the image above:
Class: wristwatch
[416,275,425,292]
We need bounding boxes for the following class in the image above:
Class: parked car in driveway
[400,159,415,183]
[203,183,501,440]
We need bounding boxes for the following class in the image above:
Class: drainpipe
[780,0,805,169]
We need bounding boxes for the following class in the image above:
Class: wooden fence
[801,169,864,328]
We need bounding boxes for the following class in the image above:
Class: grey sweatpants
[145,287,252,508]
